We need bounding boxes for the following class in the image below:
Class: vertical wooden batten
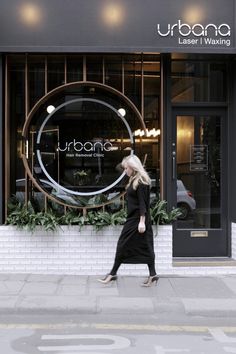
[24,54,29,205]
[121,56,124,95]
[64,55,67,84]
[102,57,105,84]
[4,56,10,220]
[45,56,48,94]
[141,53,144,121]
[83,56,86,81]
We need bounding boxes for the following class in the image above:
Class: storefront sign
[0,0,234,53]
[190,145,208,171]
[157,20,231,47]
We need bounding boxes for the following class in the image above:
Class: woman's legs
[141,261,158,287]
[97,259,121,283]
[110,259,122,276]
[147,261,156,277]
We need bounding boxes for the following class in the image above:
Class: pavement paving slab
[220,276,236,295]
[0,274,235,316]
[99,296,155,314]
[27,274,62,283]
[169,277,236,298]
[0,296,19,311]
[15,295,97,314]
[20,282,59,296]
[60,275,88,285]
[0,281,25,295]
[57,284,87,296]
[182,298,236,317]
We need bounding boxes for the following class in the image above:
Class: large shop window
[6,54,160,214]
[171,54,228,103]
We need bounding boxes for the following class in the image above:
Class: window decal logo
[36,98,134,197]
[57,140,113,153]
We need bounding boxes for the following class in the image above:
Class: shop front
[1,0,236,263]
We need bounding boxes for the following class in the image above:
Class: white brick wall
[0,224,235,275]
[232,222,236,259]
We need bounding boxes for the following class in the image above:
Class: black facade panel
[230,60,236,222]
[0,0,234,53]
[0,56,3,224]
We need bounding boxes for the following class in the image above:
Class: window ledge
[173,257,236,267]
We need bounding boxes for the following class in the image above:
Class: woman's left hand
[138,221,146,233]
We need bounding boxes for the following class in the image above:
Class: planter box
[0,225,172,275]
[0,224,236,275]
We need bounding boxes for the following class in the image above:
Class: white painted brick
[0,225,236,275]
[4,265,15,270]
[20,260,31,265]
[0,260,9,265]
[0,237,11,242]
[0,249,10,253]
[16,266,26,271]
[29,260,42,265]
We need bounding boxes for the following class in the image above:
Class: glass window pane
[67,55,83,82]
[171,61,227,102]
[26,85,138,209]
[104,55,122,91]
[7,54,161,213]
[143,61,160,175]
[8,56,26,203]
[176,115,221,229]
[136,59,161,201]
[124,55,142,111]
[47,55,65,92]
[28,55,45,109]
[87,55,103,82]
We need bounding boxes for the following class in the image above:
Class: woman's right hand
[138,221,146,233]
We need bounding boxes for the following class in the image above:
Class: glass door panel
[176,115,221,229]
[172,109,228,257]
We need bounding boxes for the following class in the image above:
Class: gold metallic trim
[25,54,29,119]
[4,55,10,219]
[121,56,124,94]
[141,53,144,119]
[64,55,67,84]
[102,57,105,84]
[21,81,144,209]
[83,56,86,81]
[25,54,29,204]
[22,81,146,137]
[23,155,128,210]
[45,56,48,94]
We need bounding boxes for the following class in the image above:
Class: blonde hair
[121,154,151,190]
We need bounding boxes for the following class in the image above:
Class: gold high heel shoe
[141,275,159,287]
[97,274,117,284]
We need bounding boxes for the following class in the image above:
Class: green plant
[6,197,60,233]
[6,196,127,233]
[150,200,182,226]
[29,210,60,232]
[87,209,127,231]
[73,169,90,186]
[59,209,79,225]
[59,209,87,229]
[6,199,32,230]
[6,196,180,234]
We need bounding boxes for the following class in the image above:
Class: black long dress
[114,182,155,264]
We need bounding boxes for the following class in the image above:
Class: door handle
[172,151,176,180]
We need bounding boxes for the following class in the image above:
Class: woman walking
[98,154,158,287]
